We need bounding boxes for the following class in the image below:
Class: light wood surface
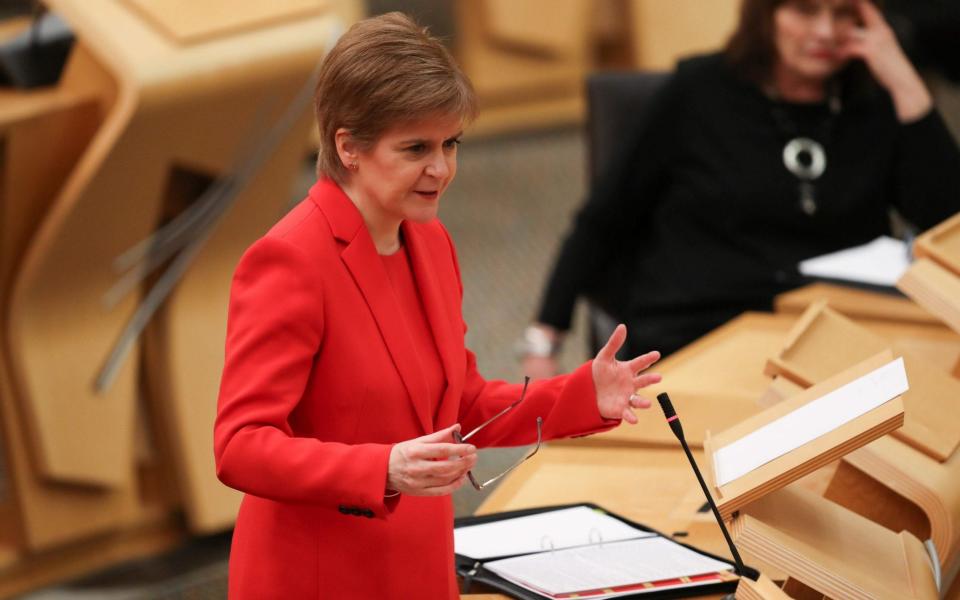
[839,436,960,577]
[736,574,793,600]
[765,302,960,462]
[914,211,960,276]
[898,258,960,336]
[774,282,938,325]
[0,0,361,586]
[124,0,328,44]
[705,352,905,520]
[0,41,168,553]
[625,0,739,70]
[579,312,797,449]
[733,485,937,600]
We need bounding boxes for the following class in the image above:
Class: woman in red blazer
[214,13,661,599]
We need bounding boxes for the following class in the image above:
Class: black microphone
[657,392,752,582]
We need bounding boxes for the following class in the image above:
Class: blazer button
[350,507,362,516]
[363,510,374,518]
[338,505,350,515]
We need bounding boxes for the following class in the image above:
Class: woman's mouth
[414,190,439,200]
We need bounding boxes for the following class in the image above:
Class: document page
[713,357,907,487]
[485,537,732,597]
[798,235,909,287]
[455,506,652,560]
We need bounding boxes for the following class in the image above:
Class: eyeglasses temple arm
[459,376,531,443]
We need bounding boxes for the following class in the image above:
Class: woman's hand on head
[838,0,932,122]
[386,424,477,496]
[591,324,661,424]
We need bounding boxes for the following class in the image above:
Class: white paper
[798,236,909,287]
[485,537,732,596]
[714,358,908,487]
[454,506,652,560]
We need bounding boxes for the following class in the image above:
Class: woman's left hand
[838,0,932,122]
[592,324,661,424]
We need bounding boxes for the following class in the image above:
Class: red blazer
[214,178,616,599]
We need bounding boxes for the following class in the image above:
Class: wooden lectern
[763,300,960,585]
[702,352,905,521]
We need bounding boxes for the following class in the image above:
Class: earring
[348,162,358,171]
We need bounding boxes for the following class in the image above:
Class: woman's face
[347,113,462,227]
[773,0,859,83]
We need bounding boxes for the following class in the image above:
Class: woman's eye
[443,138,462,150]
[406,144,426,154]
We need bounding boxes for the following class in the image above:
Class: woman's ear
[334,127,359,171]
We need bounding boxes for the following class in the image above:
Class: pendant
[799,182,817,216]
[783,137,826,180]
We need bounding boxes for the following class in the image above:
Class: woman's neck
[341,182,402,255]
[772,65,827,103]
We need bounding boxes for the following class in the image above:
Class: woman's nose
[425,153,449,179]
[811,11,837,41]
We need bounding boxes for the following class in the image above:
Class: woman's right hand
[386,424,477,496]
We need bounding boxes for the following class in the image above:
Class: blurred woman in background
[520,0,960,375]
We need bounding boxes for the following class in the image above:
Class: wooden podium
[762,300,960,584]
[0,0,360,594]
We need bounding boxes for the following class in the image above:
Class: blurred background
[0,0,957,598]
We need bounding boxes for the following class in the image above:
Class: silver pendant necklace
[782,137,826,216]
[769,87,841,217]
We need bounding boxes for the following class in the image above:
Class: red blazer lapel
[313,179,432,435]
[403,220,467,428]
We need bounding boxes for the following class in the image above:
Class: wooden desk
[574,312,796,449]
[774,282,939,325]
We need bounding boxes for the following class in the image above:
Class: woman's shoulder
[654,51,746,107]
[673,52,735,84]
[266,198,325,242]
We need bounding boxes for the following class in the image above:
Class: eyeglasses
[453,376,543,491]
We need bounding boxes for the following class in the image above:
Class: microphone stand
[657,392,754,597]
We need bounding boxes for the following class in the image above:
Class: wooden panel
[124,0,327,45]
[823,459,931,544]
[626,0,739,70]
[765,304,960,462]
[733,486,938,600]
[915,211,960,276]
[774,282,938,325]
[898,258,960,336]
[456,0,587,105]
[482,0,588,57]
[843,435,960,573]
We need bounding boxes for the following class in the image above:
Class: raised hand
[591,324,661,424]
[838,0,931,122]
[386,424,477,496]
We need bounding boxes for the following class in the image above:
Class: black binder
[455,502,757,599]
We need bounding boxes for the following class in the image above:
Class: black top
[537,53,960,356]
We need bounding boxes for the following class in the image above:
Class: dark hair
[725,0,786,83]
[725,0,881,87]
[313,12,477,182]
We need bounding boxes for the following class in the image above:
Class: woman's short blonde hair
[314,12,477,182]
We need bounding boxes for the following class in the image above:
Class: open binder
[454,503,756,599]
